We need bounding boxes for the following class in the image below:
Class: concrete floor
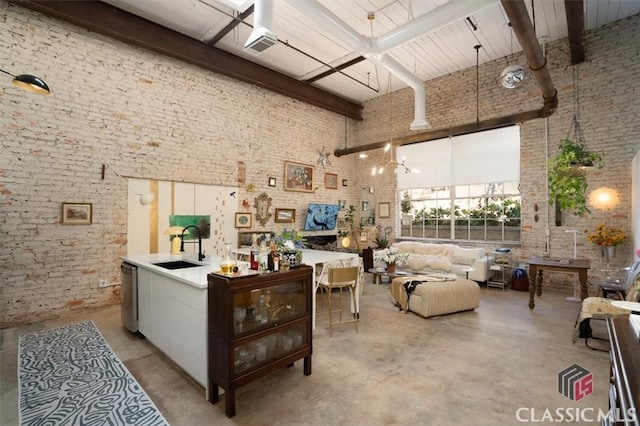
[1,275,610,425]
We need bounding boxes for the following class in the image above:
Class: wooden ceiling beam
[564,0,585,65]
[9,0,363,120]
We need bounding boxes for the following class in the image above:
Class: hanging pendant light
[0,69,51,95]
[500,23,525,89]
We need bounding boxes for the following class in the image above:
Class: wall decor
[169,215,211,239]
[342,179,348,187]
[378,202,390,218]
[324,173,338,189]
[361,201,369,212]
[338,199,346,210]
[284,161,314,192]
[275,208,296,223]
[61,202,92,225]
[268,177,276,187]
[254,192,272,226]
[235,212,252,228]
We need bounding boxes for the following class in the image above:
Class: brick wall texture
[1,1,639,326]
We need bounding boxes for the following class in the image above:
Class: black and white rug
[18,321,169,426]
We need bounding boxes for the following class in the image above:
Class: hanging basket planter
[548,116,605,217]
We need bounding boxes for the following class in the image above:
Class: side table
[368,268,408,285]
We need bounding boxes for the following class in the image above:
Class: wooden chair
[318,265,359,337]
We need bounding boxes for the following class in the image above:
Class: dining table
[526,256,590,310]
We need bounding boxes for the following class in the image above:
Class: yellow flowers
[586,223,627,246]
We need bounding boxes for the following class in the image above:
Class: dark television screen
[303,204,340,231]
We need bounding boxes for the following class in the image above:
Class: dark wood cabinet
[207,266,313,418]
[605,317,639,426]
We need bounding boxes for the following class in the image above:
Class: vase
[386,263,395,273]
[600,245,616,271]
[281,250,303,269]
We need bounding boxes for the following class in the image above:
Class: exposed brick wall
[355,15,640,290]
[2,2,639,326]
[0,1,361,326]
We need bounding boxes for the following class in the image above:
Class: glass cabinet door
[233,280,307,335]
[232,321,308,375]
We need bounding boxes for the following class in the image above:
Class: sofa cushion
[452,246,484,259]
[451,255,476,266]
[406,254,451,272]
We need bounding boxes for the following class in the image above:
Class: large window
[399,183,521,242]
[397,126,521,243]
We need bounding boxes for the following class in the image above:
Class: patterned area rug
[18,321,168,425]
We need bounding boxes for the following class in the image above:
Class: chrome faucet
[180,225,206,261]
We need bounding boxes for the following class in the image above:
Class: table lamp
[164,226,189,255]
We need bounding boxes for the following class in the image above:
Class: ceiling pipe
[335,0,558,157]
[287,0,497,131]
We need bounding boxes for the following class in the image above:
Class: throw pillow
[452,255,476,266]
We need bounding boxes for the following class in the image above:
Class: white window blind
[397,126,520,190]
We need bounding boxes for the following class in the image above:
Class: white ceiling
[101,0,640,103]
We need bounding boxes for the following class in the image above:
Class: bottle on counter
[258,239,268,272]
[250,234,259,270]
[271,243,280,272]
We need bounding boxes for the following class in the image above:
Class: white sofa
[386,241,495,282]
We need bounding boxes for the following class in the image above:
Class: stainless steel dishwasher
[120,262,138,332]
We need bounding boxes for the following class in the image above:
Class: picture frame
[360,216,375,226]
[61,202,92,225]
[275,208,296,223]
[284,161,315,193]
[268,177,276,187]
[234,212,252,228]
[338,217,348,231]
[378,202,391,218]
[342,179,348,187]
[324,173,338,189]
[361,201,369,212]
[338,199,346,210]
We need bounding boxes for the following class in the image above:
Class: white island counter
[121,253,228,394]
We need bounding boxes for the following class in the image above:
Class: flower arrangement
[274,226,306,252]
[374,247,409,266]
[585,223,627,246]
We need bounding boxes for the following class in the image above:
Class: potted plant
[373,225,392,249]
[548,138,605,216]
[401,191,413,225]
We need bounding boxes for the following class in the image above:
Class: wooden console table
[526,257,590,310]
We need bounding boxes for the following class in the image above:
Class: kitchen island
[121,253,229,396]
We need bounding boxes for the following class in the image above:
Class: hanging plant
[548,138,604,216]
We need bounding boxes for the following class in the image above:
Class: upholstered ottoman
[390,275,480,318]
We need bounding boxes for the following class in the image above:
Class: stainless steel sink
[153,261,202,270]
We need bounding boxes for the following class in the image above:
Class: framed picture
[235,212,252,228]
[338,217,348,231]
[338,199,346,210]
[378,202,391,218]
[284,161,314,192]
[361,201,369,212]
[61,202,92,225]
[324,173,338,189]
[360,216,375,226]
[275,208,296,223]
[268,177,276,187]
[342,179,348,187]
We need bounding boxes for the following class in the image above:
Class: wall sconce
[164,226,189,255]
[588,187,620,210]
[340,236,351,249]
[1,69,50,95]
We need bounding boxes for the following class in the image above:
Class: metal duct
[334,0,558,157]
[287,0,497,131]
[244,0,277,54]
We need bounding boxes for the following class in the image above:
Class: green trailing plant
[548,138,604,216]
